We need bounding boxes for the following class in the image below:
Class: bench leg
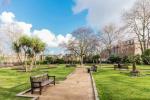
[31,88,33,94]
[40,87,42,95]
[54,77,55,85]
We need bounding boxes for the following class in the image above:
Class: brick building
[101,39,142,61]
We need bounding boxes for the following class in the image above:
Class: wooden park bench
[87,65,98,73]
[30,73,55,95]
[114,64,129,70]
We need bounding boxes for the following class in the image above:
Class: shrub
[55,58,65,64]
[122,56,131,63]
[66,64,76,67]
[45,56,53,63]
[45,56,65,64]
[134,54,143,65]
[108,55,122,63]
[122,55,143,65]
[142,49,150,65]
[36,61,47,64]
[109,54,143,65]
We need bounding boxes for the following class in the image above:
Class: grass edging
[16,68,76,100]
[16,89,39,100]
[90,72,100,100]
[66,69,76,79]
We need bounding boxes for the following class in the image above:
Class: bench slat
[30,73,55,95]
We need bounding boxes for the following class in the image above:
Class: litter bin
[87,68,91,73]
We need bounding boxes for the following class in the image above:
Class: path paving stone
[27,67,94,100]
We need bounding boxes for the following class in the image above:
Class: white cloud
[16,22,32,35]
[0,11,15,23]
[0,11,74,54]
[33,29,74,48]
[56,34,73,44]
[0,11,32,40]
[73,0,136,28]
[33,29,57,48]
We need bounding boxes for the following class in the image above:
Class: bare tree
[99,23,122,57]
[63,27,98,66]
[0,23,23,57]
[0,23,23,42]
[123,0,150,54]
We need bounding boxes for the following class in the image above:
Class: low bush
[122,56,131,64]
[108,54,143,65]
[142,49,150,65]
[66,64,76,67]
[134,54,143,65]
[108,55,122,63]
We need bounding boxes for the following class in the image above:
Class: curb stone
[16,89,39,100]
[16,68,76,100]
[90,72,100,100]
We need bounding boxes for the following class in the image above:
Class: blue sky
[0,0,136,54]
[0,0,87,35]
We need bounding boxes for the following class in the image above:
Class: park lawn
[93,64,150,100]
[0,64,75,100]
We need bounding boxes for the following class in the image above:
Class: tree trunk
[96,59,98,64]
[132,62,136,72]
[80,55,83,67]
[93,60,95,64]
[30,56,34,71]
[108,48,111,57]
[24,55,28,72]
[34,55,37,68]
[99,58,102,69]
[17,53,22,64]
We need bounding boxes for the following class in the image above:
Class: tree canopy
[12,35,46,72]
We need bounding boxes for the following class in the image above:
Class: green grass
[0,64,75,100]
[93,64,150,100]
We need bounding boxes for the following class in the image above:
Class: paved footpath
[39,67,94,100]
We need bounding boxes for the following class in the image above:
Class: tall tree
[13,35,46,72]
[12,41,22,63]
[123,0,150,54]
[99,23,122,57]
[18,35,32,72]
[64,27,98,66]
[29,37,46,69]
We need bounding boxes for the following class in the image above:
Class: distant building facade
[101,39,144,61]
[0,54,42,65]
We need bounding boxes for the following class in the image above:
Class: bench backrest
[122,65,128,67]
[91,65,97,71]
[30,73,49,82]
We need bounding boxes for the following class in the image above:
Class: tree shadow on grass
[140,68,150,70]
[119,71,130,76]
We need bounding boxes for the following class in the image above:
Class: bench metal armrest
[48,76,55,84]
[48,76,55,80]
